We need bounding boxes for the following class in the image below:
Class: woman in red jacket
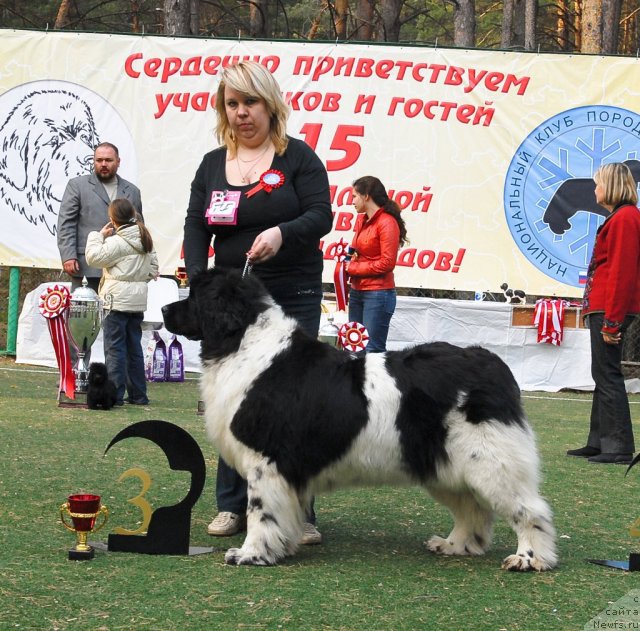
[347,176,407,352]
[567,162,640,464]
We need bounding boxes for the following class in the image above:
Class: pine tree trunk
[601,0,621,54]
[581,0,602,52]
[354,0,374,40]
[250,0,268,37]
[556,0,569,50]
[190,0,199,36]
[334,0,349,39]
[524,0,537,50]
[54,0,71,29]
[164,0,191,35]
[453,0,476,48]
[378,0,403,41]
[501,0,514,48]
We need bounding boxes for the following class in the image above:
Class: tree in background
[1,0,638,55]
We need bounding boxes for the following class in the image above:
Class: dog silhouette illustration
[542,159,640,235]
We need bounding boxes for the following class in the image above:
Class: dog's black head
[88,362,109,385]
[162,267,272,359]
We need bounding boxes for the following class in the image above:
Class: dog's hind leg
[224,461,303,566]
[458,446,557,571]
[497,493,557,572]
[426,488,494,556]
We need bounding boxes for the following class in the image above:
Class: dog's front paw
[501,553,547,571]
[224,547,276,566]
[427,535,457,555]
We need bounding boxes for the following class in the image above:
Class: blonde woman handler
[183,61,333,543]
[567,162,640,465]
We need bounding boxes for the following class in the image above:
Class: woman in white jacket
[86,198,159,406]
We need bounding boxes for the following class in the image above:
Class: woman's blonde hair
[594,162,639,207]
[215,61,289,157]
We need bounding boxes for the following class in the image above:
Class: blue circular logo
[504,105,640,288]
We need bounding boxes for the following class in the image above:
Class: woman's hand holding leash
[247,227,282,263]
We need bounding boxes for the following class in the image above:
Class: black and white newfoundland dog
[162,268,557,571]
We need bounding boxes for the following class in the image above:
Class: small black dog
[86,362,118,410]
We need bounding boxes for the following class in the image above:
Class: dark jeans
[586,313,636,454]
[348,288,397,353]
[216,279,322,523]
[102,310,148,405]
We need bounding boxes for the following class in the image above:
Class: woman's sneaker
[207,512,246,536]
[301,522,322,545]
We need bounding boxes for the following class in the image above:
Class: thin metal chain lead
[242,256,253,278]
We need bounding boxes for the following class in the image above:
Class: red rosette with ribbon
[338,321,369,352]
[39,285,75,398]
[246,169,285,198]
[332,238,350,312]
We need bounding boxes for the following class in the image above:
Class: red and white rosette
[246,169,285,198]
[338,321,369,352]
[39,285,75,398]
[332,238,350,311]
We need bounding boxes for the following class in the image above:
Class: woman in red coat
[567,162,640,464]
[347,176,407,352]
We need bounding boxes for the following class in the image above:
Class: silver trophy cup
[318,312,340,348]
[66,278,103,393]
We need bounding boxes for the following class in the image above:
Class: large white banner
[1,29,640,297]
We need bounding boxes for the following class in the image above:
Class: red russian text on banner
[338,321,369,352]
[39,285,75,398]
[245,169,285,198]
[333,238,350,311]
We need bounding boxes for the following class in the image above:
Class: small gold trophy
[59,493,109,560]
[175,267,188,288]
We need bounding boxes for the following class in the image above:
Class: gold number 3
[112,467,153,536]
[630,517,640,538]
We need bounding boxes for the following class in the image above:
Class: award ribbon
[39,285,75,398]
[245,169,285,198]
[332,238,350,312]
[338,321,369,352]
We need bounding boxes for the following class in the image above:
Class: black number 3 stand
[103,420,213,556]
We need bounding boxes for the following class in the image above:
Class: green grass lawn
[1,359,639,630]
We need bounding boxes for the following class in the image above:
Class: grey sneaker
[207,512,246,536]
[300,522,322,545]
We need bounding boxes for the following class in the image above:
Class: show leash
[242,255,253,278]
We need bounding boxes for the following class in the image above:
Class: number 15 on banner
[299,123,364,171]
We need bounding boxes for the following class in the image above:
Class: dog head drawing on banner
[0,88,99,235]
[0,80,138,267]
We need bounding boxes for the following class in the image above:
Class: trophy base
[58,391,88,408]
[587,553,640,571]
[68,546,95,560]
[90,540,215,556]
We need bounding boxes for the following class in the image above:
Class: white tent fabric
[15,280,611,392]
